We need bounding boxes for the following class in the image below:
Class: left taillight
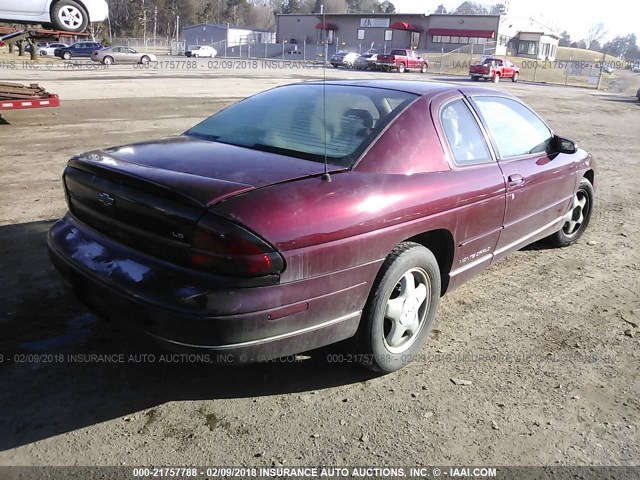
[189,214,284,277]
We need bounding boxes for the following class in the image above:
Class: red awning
[428,28,496,39]
[315,22,337,30]
[390,21,422,32]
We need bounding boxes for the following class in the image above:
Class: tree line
[104,0,510,38]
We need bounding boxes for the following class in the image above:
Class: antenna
[321,4,331,183]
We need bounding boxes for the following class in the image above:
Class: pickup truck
[469,58,519,83]
[376,49,428,73]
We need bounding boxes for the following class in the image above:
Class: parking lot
[0,60,639,467]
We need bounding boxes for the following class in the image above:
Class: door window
[473,97,552,158]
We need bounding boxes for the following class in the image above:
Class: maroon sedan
[48,80,595,372]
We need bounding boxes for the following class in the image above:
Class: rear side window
[440,99,493,166]
[473,96,552,158]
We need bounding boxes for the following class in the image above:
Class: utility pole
[596,50,606,90]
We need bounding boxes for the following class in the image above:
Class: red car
[470,58,520,83]
[48,81,595,373]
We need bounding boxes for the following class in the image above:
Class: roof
[299,79,517,100]
[517,31,561,39]
[183,23,273,32]
[304,79,457,95]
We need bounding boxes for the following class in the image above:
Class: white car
[37,42,67,56]
[0,0,108,33]
[186,45,217,58]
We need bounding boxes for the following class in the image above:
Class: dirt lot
[0,60,639,469]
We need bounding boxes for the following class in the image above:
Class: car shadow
[0,220,378,452]
[598,96,640,105]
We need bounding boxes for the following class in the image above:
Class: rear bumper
[47,214,366,362]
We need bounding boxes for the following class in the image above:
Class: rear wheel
[398,62,406,73]
[547,178,594,247]
[140,55,150,64]
[102,55,114,65]
[354,242,441,373]
[51,0,88,33]
[421,63,428,73]
[493,74,500,83]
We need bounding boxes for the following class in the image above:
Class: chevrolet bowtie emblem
[98,192,115,207]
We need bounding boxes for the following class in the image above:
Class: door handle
[508,174,524,186]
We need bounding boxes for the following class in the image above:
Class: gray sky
[390,0,639,42]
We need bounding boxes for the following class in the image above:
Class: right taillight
[190,214,284,277]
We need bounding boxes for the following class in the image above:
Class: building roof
[517,31,561,39]
[183,23,273,32]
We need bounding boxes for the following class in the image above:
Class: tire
[62,51,71,60]
[421,63,428,73]
[102,56,114,65]
[140,55,150,64]
[547,178,594,247]
[40,50,47,56]
[354,242,441,373]
[51,0,89,33]
[398,62,406,73]
[493,74,500,83]
[512,72,519,82]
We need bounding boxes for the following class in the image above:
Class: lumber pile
[0,82,50,100]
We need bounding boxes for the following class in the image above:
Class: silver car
[91,46,157,65]
[0,0,109,33]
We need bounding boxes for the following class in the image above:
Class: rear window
[391,50,406,56]
[185,84,417,167]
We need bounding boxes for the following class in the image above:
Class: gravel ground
[0,59,638,469]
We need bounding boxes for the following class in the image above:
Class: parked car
[48,80,595,373]
[470,58,520,83]
[632,65,640,73]
[637,87,640,102]
[91,46,157,65]
[54,41,103,60]
[376,49,428,73]
[355,51,383,70]
[602,64,614,74]
[330,50,352,68]
[185,45,217,58]
[36,42,67,56]
[0,0,109,33]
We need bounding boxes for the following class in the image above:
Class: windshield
[185,84,417,167]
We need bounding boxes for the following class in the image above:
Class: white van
[185,45,217,58]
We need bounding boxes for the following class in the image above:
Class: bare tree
[586,22,606,51]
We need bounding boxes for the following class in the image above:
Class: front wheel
[51,0,88,33]
[354,242,441,373]
[421,63,428,73]
[140,55,150,64]
[493,74,500,83]
[62,51,71,60]
[512,72,519,82]
[547,178,594,247]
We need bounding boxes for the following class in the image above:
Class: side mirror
[552,135,577,154]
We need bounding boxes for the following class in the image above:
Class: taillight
[190,214,284,277]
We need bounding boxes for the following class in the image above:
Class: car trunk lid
[63,136,342,264]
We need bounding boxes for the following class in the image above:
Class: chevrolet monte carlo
[48,81,595,372]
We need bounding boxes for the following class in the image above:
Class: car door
[432,95,506,284]
[469,95,577,260]
[0,0,47,16]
